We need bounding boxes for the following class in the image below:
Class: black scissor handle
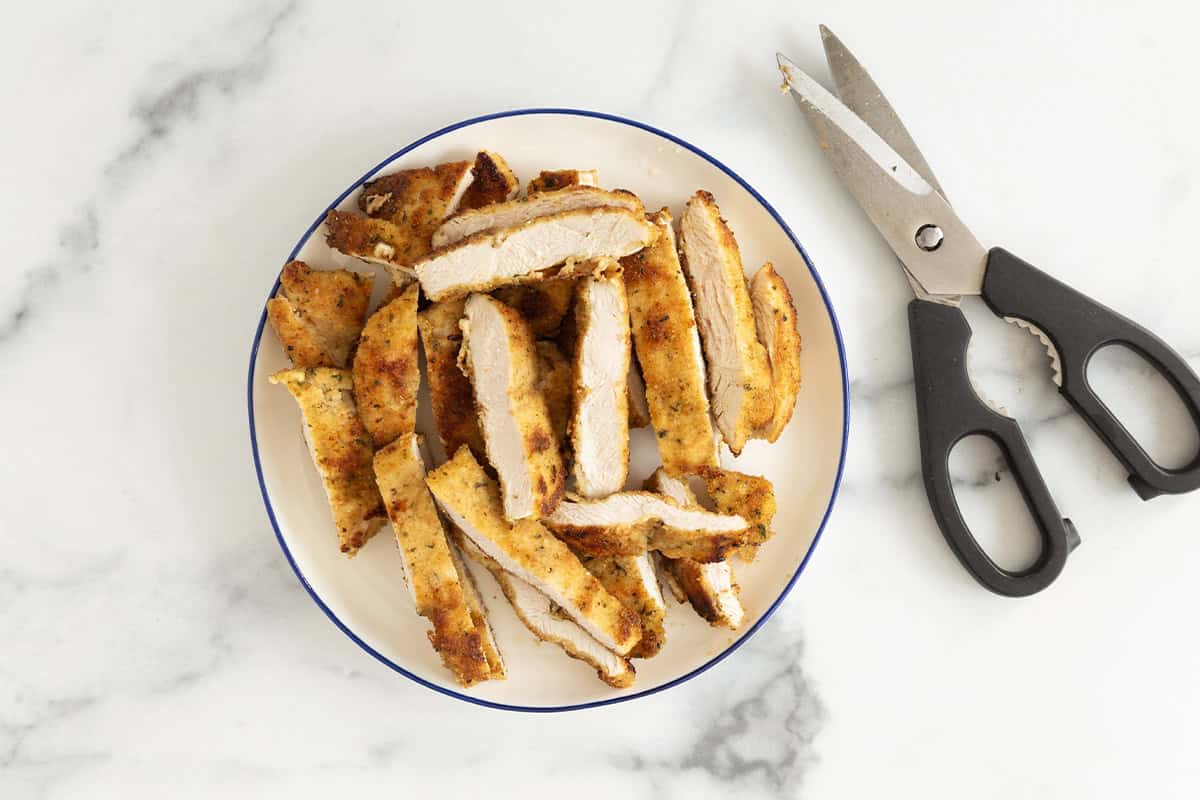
[981,248,1200,499]
[909,300,1079,597]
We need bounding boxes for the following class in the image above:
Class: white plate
[248,109,848,711]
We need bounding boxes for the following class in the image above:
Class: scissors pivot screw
[915,224,944,252]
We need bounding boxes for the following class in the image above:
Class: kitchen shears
[779,27,1200,596]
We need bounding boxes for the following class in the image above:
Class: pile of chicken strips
[267,151,803,688]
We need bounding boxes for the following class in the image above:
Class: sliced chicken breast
[678,191,774,454]
[533,340,573,452]
[266,261,373,368]
[570,273,631,498]
[324,211,420,280]
[698,466,777,563]
[432,186,644,249]
[643,467,696,506]
[418,204,655,301]
[358,161,474,220]
[622,210,719,473]
[444,530,506,679]
[652,552,687,603]
[417,298,487,463]
[669,557,745,629]
[413,433,506,679]
[352,283,420,447]
[269,368,386,555]
[750,262,803,443]
[459,151,520,210]
[644,468,745,629]
[460,294,566,519]
[637,470,695,603]
[579,553,666,659]
[491,278,577,338]
[456,534,634,688]
[373,434,493,687]
[544,492,748,562]
[626,359,652,429]
[425,447,643,655]
[527,168,600,194]
[357,160,474,269]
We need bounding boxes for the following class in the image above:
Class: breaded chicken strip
[527,168,599,194]
[544,492,748,563]
[454,532,634,688]
[426,447,643,656]
[569,272,631,498]
[459,294,565,520]
[644,468,745,629]
[356,160,475,273]
[352,283,420,447]
[373,435,493,686]
[266,261,373,368]
[459,151,520,210]
[269,367,385,555]
[324,211,422,280]
[358,160,474,226]
[444,532,506,679]
[750,262,802,442]
[578,553,666,659]
[679,191,774,454]
[622,209,718,472]
[433,186,643,249]
[416,208,656,301]
[417,299,487,463]
[697,466,777,563]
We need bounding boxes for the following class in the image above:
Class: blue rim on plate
[247,108,850,713]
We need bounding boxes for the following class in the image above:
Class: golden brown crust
[323,211,422,274]
[533,340,573,453]
[622,209,719,473]
[266,261,373,368]
[642,469,744,629]
[356,161,473,277]
[417,299,487,463]
[579,555,665,659]
[359,160,473,223]
[626,359,652,429]
[459,151,519,210]
[554,520,741,563]
[373,435,493,687]
[444,531,506,678]
[352,284,420,447]
[666,558,742,628]
[697,466,777,561]
[527,169,598,194]
[425,448,643,655]
[491,278,577,338]
[477,556,638,690]
[751,262,802,442]
[269,367,385,555]
[679,191,775,454]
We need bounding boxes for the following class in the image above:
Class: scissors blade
[820,25,946,200]
[777,52,988,298]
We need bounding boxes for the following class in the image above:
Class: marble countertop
[5,1,1200,797]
